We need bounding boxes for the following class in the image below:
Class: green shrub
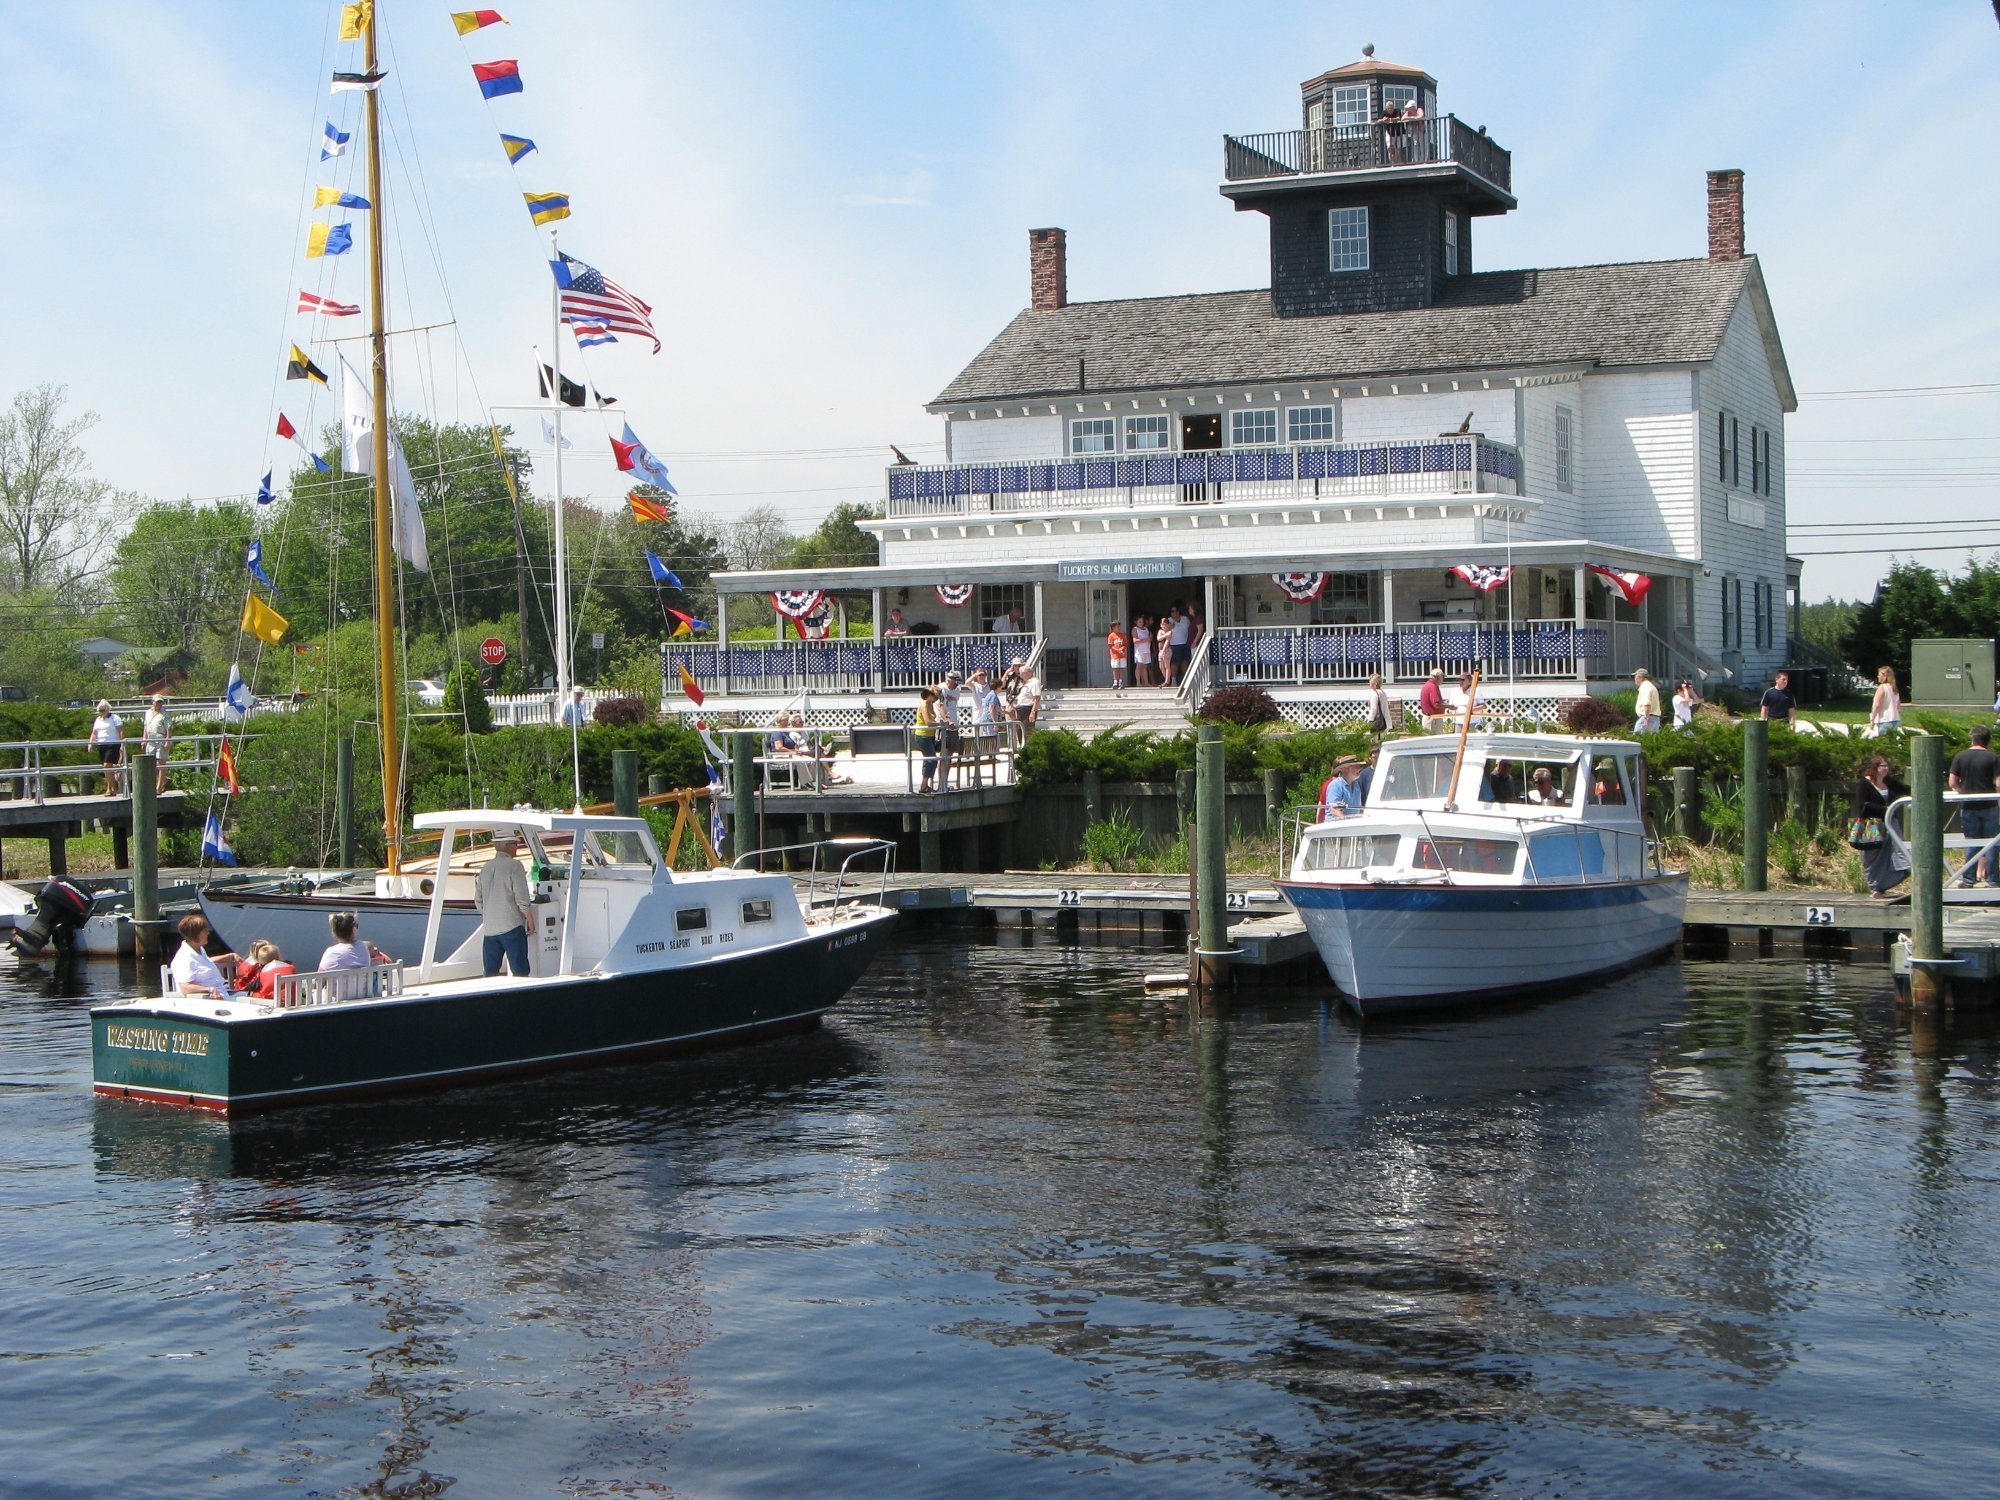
[1078,810,1144,869]
[1016,727,1089,787]
[443,664,492,734]
[1772,818,1812,882]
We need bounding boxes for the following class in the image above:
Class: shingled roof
[931,257,1765,408]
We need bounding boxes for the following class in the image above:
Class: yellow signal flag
[524,192,571,227]
[338,3,372,41]
[241,594,291,646]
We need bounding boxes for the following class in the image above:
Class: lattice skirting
[670,705,914,729]
[1273,693,1584,730]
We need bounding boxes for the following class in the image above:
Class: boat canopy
[413,810,654,839]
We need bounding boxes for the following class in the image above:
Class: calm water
[5,937,2000,1497]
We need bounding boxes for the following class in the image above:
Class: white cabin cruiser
[1279,732,1687,1014]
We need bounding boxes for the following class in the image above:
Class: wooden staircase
[1038,687,1193,738]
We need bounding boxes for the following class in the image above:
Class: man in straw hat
[1318,755,1367,820]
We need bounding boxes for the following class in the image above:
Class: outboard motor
[9,878,95,957]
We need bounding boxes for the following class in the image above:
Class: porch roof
[710,539,1692,594]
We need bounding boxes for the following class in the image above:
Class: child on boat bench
[233,938,297,1000]
[318,911,389,971]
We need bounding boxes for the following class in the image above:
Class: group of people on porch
[1106,602,1203,692]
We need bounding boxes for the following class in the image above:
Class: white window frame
[1331,84,1371,126]
[1310,572,1372,623]
[1069,417,1115,455]
[1443,211,1459,276]
[1328,206,1370,273]
[1750,424,1765,494]
[1229,409,1278,447]
[1554,404,1574,493]
[1381,84,1418,111]
[981,581,1028,630]
[1124,414,1170,452]
[1287,406,1335,444]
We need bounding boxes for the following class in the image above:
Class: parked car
[406,679,446,707]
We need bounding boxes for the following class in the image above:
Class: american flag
[554,252,659,353]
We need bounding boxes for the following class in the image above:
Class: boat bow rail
[733,836,898,918]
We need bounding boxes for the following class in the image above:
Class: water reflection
[7,943,2000,1494]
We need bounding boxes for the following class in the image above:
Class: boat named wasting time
[1278,730,1687,1014]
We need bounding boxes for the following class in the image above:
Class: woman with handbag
[1852,752,1909,899]
[1360,673,1391,735]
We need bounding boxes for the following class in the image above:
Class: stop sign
[479,637,507,667]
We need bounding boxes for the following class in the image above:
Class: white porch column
[717,591,732,696]
[870,587,885,691]
[1573,564,1588,684]
[1380,568,1396,682]
[1032,580,1045,660]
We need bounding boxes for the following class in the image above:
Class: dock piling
[612,749,639,817]
[1673,766,1701,842]
[131,752,161,963]
[1263,768,1285,832]
[1909,735,1945,1008]
[1742,719,1769,893]
[1785,764,1811,831]
[1192,726,1230,994]
[732,730,756,864]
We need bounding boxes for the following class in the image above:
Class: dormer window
[1328,206,1370,272]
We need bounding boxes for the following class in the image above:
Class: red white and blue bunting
[1450,563,1514,593]
[935,583,976,608]
[1270,572,1328,602]
[1587,565,1652,607]
[770,588,826,619]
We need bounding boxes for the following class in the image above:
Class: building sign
[1058,557,1183,581]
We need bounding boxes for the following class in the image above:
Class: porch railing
[885,436,1519,518]
[661,632,1037,699]
[1223,116,1511,193]
[1208,622,1609,685]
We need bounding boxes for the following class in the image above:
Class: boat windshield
[1375,751,1456,802]
[575,829,657,879]
[1303,832,1400,870]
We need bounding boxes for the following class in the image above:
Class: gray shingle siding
[931,257,1755,409]
[1269,189,1443,318]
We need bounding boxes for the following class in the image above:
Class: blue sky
[2,0,1995,602]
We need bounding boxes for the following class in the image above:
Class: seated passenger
[169,912,238,999]
[1483,759,1521,803]
[318,910,389,971]
[233,937,297,998]
[1528,768,1567,806]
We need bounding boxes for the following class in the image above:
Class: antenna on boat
[547,226,583,812]
[360,2,402,872]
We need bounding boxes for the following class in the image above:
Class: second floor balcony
[884,434,1520,520]
[1221,115,1513,208]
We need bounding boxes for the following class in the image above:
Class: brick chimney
[1029,227,1067,310]
[1706,169,1745,261]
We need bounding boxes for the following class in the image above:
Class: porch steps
[1040,688,1192,738]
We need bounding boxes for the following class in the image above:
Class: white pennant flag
[540,415,573,451]
[339,355,431,573]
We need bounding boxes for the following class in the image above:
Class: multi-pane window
[1718,411,1740,486]
[1070,417,1115,455]
[1554,405,1574,493]
[1230,409,1277,446]
[1124,414,1170,451]
[1747,425,1773,495]
[1328,206,1370,272]
[1331,85,1370,125]
[1382,84,1418,111]
[1721,576,1742,650]
[1311,572,1371,623]
[1287,406,1335,443]
[981,582,1028,630]
[1443,211,1459,276]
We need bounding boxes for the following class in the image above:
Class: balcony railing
[1210,622,1609,685]
[661,632,1034,698]
[1223,115,1511,194]
[886,436,1519,519]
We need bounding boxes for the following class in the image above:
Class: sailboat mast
[362,7,402,871]
[549,230,582,809]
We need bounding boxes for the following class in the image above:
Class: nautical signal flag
[666,607,708,637]
[246,539,277,595]
[472,59,522,98]
[297,290,360,317]
[645,550,681,587]
[338,3,372,41]
[287,345,328,385]
[499,133,535,163]
[216,738,241,796]
[612,424,676,494]
[241,593,290,645]
[330,69,386,93]
[276,413,298,442]
[202,811,238,866]
[306,222,354,258]
[452,9,508,34]
[630,491,671,524]
[313,186,371,210]
[572,316,616,349]
[677,662,705,707]
[223,662,255,721]
[256,470,274,505]
[321,121,350,160]
[524,192,570,226]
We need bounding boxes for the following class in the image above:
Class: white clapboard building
[680,51,1797,727]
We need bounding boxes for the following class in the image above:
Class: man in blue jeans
[1950,726,2000,886]
[475,834,537,975]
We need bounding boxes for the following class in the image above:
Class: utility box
[1912,638,1995,707]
